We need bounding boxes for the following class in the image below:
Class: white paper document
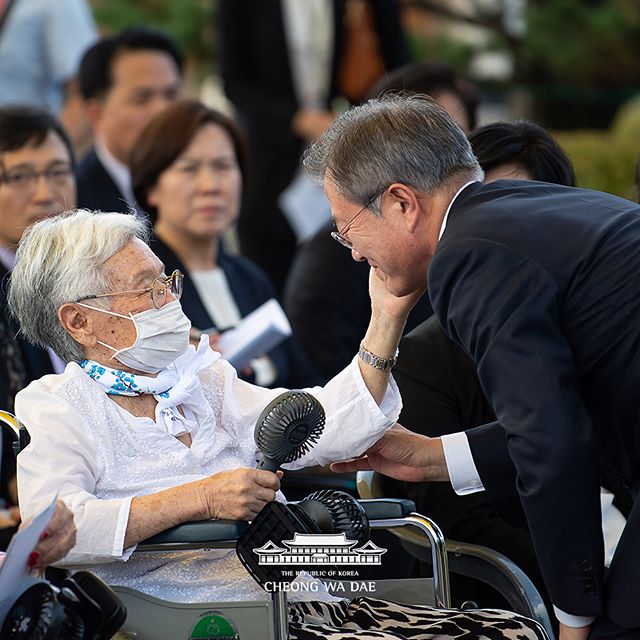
[216,299,292,371]
[279,172,332,243]
[0,497,57,604]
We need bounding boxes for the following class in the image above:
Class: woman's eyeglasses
[77,270,184,310]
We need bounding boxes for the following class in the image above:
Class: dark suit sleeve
[429,238,604,617]
[395,315,519,509]
[466,422,518,509]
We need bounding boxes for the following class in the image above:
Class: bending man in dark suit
[306,94,640,639]
[389,121,602,615]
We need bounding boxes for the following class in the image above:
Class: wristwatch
[358,342,399,372]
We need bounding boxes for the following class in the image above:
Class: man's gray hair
[8,209,150,363]
[304,93,483,211]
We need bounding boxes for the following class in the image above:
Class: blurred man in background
[76,27,183,214]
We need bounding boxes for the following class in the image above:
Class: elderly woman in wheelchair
[9,210,546,639]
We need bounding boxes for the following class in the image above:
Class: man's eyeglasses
[0,164,74,189]
[330,188,386,250]
[78,270,184,310]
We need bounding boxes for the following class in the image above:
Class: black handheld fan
[255,391,325,471]
[296,489,370,545]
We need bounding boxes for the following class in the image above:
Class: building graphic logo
[253,532,387,566]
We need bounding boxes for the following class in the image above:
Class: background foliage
[91,0,216,68]
[554,98,640,199]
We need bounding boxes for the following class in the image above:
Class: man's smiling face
[324,178,433,297]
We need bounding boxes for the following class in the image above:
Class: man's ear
[386,183,423,233]
[58,303,96,348]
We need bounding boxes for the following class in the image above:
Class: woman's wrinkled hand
[27,500,76,570]
[368,267,426,321]
[197,468,282,521]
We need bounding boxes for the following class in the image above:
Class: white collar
[94,138,136,207]
[437,181,479,242]
[81,336,219,437]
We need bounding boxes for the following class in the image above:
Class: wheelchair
[357,470,555,639]
[110,495,449,640]
[1,412,553,640]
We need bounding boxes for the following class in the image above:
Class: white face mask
[78,300,192,374]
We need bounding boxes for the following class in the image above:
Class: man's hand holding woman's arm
[330,424,450,483]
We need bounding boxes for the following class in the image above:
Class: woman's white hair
[8,209,150,363]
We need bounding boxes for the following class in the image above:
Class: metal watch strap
[358,342,398,372]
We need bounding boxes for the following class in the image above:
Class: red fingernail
[40,531,49,541]
[28,552,40,567]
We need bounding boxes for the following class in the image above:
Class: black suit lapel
[76,148,135,214]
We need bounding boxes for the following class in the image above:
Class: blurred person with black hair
[219,0,409,294]
[469,120,576,185]
[0,105,76,413]
[0,105,76,549]
[367,61,479,134]
[76,28,183,214]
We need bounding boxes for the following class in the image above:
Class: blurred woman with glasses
[130,99,319,389]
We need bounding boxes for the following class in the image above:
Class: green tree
[92,0,216,68]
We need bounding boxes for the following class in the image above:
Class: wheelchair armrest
[138,520,249,551]
[358,498,416,520]
[287,497,416,520]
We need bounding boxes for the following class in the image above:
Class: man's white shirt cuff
[553,606,596,628]
[441,432,485,495]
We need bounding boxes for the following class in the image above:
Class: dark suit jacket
[76,148,133,214]
[428,179,640,625]
[218,0,408,292]
[150,237,320,390]
[0,263,55,412]
[285,221,433,382]
[392,315,550,609]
